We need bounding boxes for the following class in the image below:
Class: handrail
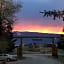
[13,36,60,38]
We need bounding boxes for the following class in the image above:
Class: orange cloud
[13,19,64,34]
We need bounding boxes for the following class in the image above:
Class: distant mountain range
[13,32,61,46]
[13,31,61,37]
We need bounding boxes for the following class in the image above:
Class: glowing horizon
[13,29,64,34]
[13,20,64,34]
[13,28,64,34]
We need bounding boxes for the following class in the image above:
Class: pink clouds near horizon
[13,19,64,34]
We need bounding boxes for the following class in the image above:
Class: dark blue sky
[18,0,64,19]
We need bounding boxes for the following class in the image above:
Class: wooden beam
[13,36,60,38]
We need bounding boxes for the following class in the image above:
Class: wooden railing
[14,36,60,58]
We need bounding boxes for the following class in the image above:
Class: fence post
[52,38,58,58]
[17,37,22,59]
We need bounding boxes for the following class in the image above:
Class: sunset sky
[13,0,64,34]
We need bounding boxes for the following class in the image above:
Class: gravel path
[7,54,63,64]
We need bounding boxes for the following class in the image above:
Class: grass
[58,55,64,63]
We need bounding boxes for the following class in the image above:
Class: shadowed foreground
[7,54,63,64]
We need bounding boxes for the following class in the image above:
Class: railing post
[20,37,22,57]
[17,37,22,59]
[52,38,58,58]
